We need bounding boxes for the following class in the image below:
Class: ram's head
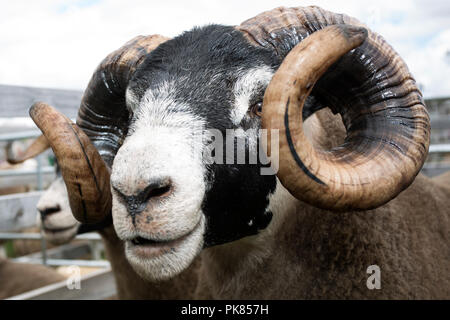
[29,7,430,280]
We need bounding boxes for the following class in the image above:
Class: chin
[44,225,78,245]
[124,215,205,281]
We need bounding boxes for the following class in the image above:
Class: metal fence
[0,130,54,191]
[0,130,109,269]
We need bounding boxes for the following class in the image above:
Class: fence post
[40,228,47,265]
[36,155,43,191]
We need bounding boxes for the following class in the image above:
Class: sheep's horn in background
[29,102,111,224]
[248,7,431,210]
[6,134,50,164]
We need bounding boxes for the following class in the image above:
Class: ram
[27,6,449,299]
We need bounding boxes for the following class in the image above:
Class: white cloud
[0,0,449,97]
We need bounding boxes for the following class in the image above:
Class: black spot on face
[202,162,276,246]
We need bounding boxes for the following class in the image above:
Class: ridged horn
[77,35,169,166]
[32,35,169,223]
[7,134,50,164]
[239,6,430,210]
[29,102,111,223]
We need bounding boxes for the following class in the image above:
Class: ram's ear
[7,134,50,164]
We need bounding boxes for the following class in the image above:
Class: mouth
[43,225,77,234]
[131,237,174,246]
[126,217,203,259]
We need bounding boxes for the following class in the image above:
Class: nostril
[38,205,61,219]
[112,178,173,201]
[140,178,173,202]
[112,177,173,217]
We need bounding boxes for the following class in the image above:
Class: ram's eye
[250,101,263,117]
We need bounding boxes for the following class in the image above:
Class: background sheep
[0,256,65,299]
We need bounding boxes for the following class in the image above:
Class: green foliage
[4,240,15,258]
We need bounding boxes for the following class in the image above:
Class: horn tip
[29,101,51,118]
[6,157,21,165]
[336,24,368,46]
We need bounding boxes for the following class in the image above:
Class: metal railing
[0,166,54,177]
[0,130,49,190]
[1,130,108,268]
[429,144,450,153]
[0,130,41,142]
[0,230,107,267]
[0,232,101,241]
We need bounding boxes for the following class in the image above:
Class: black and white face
[110,25,280,281]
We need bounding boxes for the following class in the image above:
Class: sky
[0,0,449,98]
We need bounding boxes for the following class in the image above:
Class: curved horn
[7,134,50,164]
[30,102,111,223]
[32,35,169,223]
[77,35,169,166]
[239,6,430,210]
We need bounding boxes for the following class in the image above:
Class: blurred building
[0,84,82,134]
